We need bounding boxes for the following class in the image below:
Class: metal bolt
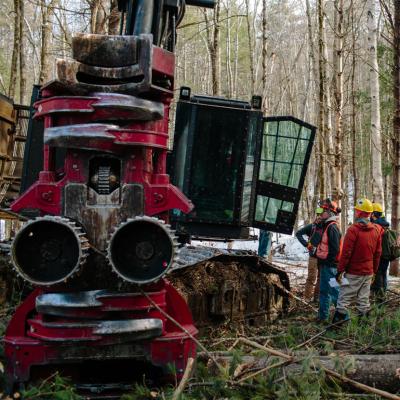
[41,191,53,201]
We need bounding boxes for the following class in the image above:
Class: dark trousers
[258,230,272,257]
[371,258,390,296]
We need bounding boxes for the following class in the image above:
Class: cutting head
[11,216,88,286]
[107,216,177,285]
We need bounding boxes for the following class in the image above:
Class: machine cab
[169,87,316,239]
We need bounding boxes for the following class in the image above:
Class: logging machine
[2,0,316,397]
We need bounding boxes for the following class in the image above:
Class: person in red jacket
[333,198,383,323]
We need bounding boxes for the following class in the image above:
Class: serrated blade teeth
[10,216,89,286]
[107,216,179,285]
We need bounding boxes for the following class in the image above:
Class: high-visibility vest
[316,221,342,261]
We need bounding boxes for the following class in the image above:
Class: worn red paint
[5,44,196,395]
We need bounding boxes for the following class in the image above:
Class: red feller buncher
[2,0,316,397]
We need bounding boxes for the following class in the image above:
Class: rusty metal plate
[92,93,164,120]
[53,34,153,96]
[63,183,144,251]
[36,94,163,121]
[72,33,139,68]
[44,123,116,150]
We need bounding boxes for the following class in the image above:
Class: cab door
[252,116,316,234]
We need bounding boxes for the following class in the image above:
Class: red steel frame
[4,45,197,394]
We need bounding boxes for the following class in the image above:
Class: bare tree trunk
[108,0,120,35]
[305,0,318,210]
[39,0,55,84]
[305,0,317,116]
[391,0,400,277]
[8,0,20,100]
[203,1,221,96]
[89,0,108,34]
[244,0,255,96]
[323,20,334,196]
[332,0,343,204]
[19,0,26,104]
[212,0,221,96]
[351,2,359,203]
[317,0,326,199]
[261,0,268,113]
[233,15,243,99]
[368,0,385,205]
[226,5,233,98]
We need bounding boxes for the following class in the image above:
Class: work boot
[372,290,386,306]
[315,318,330,326]
[331,310,349,326]
[356,310,370,323]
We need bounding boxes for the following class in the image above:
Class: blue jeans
[258,230,272,257]
[318,265,339,320]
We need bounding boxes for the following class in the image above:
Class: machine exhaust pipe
[107,216,177,285]
[11,216,89,286]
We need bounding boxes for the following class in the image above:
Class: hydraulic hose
[133,0,155,35]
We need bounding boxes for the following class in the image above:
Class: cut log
[205,353,400,393]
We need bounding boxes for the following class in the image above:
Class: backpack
[381,228,400,261]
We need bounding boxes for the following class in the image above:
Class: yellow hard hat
[372,202,384,213]
[355,198,373,213]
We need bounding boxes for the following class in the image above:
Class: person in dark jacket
[333,198,383,322]
[295,207,323,302]
[370,202,390,299]
[315,199,342,322]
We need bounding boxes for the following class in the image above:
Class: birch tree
[203,0,221,96]
[368,0,385,205]
[225,3,233,98]
[8,0,20,100]
[39,0,57,84]
[244,0,255,96]
[350,2,359,203]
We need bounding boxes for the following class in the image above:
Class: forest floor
[1,260,400,399]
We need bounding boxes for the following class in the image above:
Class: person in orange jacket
[315,199,342,322]
[333,198,383,323]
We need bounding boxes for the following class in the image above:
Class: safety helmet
[355,198,373,213]
[372,203,384,213]
[320,198,340,214]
